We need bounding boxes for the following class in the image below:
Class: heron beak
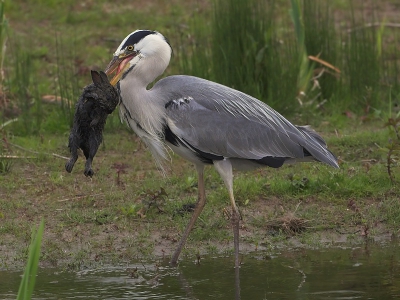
[105,53,136,86]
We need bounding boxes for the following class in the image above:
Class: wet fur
[65,70,119,177]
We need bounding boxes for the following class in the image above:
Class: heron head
[105,30,172,86]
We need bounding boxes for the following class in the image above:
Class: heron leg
[170,164,206,266]
[213,159,241,269]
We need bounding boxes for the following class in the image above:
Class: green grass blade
[290,0,313,97]
[16,219,45,300]
[290,0,304,45]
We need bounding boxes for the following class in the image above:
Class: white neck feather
[119,48,169,133]
[118,36,172,169]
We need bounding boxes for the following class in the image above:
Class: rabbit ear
[99,71,110,84]
[91,70,102,86]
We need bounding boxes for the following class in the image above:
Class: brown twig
[2,140,69,160]
[57,193,104,202]
[52,153,69,160]
[0,155,36,159]
[347,22,400,33]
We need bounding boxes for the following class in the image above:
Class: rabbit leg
[65,136,79,173]
[84,134,101,177]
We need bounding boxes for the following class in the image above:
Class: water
[1,241,399,299]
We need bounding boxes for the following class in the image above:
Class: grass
[1,0,398,132]
[179,0,399,116]
[0,119,399,269]
[180,0,301,113]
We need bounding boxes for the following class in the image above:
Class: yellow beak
[104,53,137,86]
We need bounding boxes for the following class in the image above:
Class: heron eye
[127,45,134,51]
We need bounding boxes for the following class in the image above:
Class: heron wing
[154,75,338,168]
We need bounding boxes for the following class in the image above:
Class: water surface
[1,241,399,299]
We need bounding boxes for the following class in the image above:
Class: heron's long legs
[213,159,241,269]
[170,165,206,266]
[231,198,240,268]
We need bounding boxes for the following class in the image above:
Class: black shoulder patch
[191,146,224,164]
[163,124,222,164]
[122,30,156,48]
[253,156,286,168]
[163,125,180,146]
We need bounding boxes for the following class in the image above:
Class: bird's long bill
[104,54,135,86]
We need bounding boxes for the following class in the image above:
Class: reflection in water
[0,241,399,299]
[235,266,240,300]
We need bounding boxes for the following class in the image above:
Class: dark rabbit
[65,70,119,177]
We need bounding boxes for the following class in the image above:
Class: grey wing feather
[154,75,338,168]
[167,103,301,158]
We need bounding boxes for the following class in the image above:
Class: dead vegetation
[265,211,311,236]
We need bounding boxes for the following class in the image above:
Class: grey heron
[104,30,339,268]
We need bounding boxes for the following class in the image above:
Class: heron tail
[296,125,339,168]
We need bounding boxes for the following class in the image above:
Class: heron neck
[125,53,168,88]
[119,72,166,138]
